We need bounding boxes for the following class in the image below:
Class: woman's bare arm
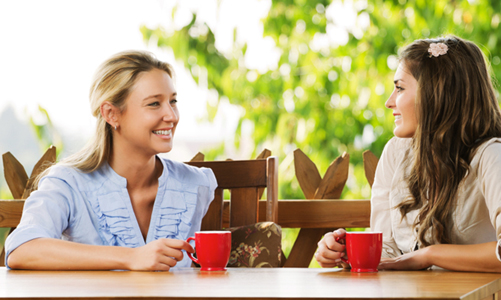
[379,241,501,272]
[7,237,194,271]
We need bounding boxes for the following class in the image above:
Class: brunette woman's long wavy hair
[397,36,501,246]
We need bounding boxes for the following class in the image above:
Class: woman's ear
[100,101,119,129]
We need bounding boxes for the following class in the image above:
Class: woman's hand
[128,238,194,271]
[378,247,432,270]
[315,229,349,268]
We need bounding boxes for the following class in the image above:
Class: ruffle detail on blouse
[94,192,141,247]
[155,185,198,241]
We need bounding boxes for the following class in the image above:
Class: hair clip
[428,42,448,57]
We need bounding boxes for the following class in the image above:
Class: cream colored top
[370,137,501,261]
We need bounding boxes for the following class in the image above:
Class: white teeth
[395,115,402,120]
[153,129,172,135]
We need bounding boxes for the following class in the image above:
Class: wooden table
[0,267,500,300]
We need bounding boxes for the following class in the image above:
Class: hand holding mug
[315,229,348,268]
[128,238,194,271]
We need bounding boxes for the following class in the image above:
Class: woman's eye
[395,86,404,93]
[148,101,160,107]
[170,99,178,105]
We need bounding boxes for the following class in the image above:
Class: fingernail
[334,259,341,263]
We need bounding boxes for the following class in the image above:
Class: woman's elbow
[6,249,23,269]
[6,241,39,269]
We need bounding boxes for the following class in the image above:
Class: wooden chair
[186,154,279,230]
[186,151,280,268]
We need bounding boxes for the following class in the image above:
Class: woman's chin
[393,128,415,138]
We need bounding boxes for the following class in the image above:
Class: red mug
[337,231,383,272]
[186,231,231,271]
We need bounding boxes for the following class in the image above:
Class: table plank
[0,267,499,300]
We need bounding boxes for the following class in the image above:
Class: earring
[114,124,117,130]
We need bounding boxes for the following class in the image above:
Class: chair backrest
[187,156,278,230]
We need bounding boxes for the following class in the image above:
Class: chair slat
[266,157,279,223]
[200,189,223,230]
[256,149,272,199]
[230,188,259,227]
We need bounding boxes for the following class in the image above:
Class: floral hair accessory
[428,42,448,57]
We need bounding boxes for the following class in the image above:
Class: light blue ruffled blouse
[5,157,217,269]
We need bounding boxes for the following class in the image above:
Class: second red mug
[337,231,383,272]
[186,231,231,271]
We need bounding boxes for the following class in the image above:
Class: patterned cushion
[226,222,282,268]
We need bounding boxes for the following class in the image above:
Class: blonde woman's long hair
[397,36,501,246]
[37,51,174,183]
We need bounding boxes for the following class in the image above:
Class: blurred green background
[2,0,501,267]
[139,0,501,266]
[142,0,501,200]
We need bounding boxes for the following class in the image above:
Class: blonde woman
[6,51,217,271]
[316,36,501,272]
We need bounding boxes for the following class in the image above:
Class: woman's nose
[385,92,395,109]
[163,104,179,122]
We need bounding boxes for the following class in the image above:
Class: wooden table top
[1,267,500,300]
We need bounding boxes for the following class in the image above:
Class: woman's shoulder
[41,163,108,191]
[44,164,84,181]
[159,157,217,189]
[384,136,412,151]
[473,137,501,163]
[374,136,412,177]
[380,136,412,162]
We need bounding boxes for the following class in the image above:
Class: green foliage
[141,0,501,200]
[28,105,63,157]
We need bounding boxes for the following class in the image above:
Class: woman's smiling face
[117,68,179,157]
[385,62,418,138]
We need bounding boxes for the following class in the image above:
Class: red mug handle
[186,237,199,265]
[335,236,349,265]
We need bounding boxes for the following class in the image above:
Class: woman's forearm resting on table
[7,238,134,270]
[7,237,193,271]
[379,241,501,272]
